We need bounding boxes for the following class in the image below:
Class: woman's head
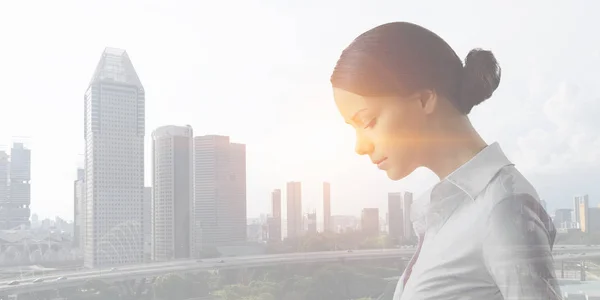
[331,22,501,180]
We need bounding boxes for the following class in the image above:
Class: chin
[385,168,412,181]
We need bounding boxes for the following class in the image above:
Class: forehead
[333,88,373,119]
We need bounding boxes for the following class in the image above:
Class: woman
[331,22,562,300]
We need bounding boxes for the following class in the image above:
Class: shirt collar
[443,142,514,201]
[411,142,514,234]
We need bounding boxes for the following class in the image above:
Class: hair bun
[458,48,501,114]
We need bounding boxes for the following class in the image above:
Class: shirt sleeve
[482,193,563,300]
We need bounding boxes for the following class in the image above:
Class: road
[1,245,599,295]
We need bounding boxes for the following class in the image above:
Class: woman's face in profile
[333,88,430,180]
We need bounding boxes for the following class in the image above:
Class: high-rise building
[268,189,282,241]
[388,192,403,243]
[151,125,194,261]
[0,143,32,230]
[286,181,302,239]
[323,182,331,232]
[83,48,145,268]
[588,207,600,233]
[143,187,151,262]
[573,196,581,229]
[402,192,415,238]
[361,208,380,236]
[577,195,590,232]
[74,168,85,248]
[0,151,8,215]
[193,135,246,255]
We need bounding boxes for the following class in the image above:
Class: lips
[373,157,388,168]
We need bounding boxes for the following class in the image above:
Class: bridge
[1,245,599,296]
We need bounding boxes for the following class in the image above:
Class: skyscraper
[73,168,85,248]
[576,195,590,232]
[143,187,151,262]
[388,192,403,243]
[286,181,302,239]
[573,196,581,229]
[0,143,32,230]
[269,189,282,241]
[193,135,246,255]
[402,192,415,238]
[589,208,600,233]
[151,125,194,261]
[0,151,8,224]
[84,48,145,268]
[323,182,331,232]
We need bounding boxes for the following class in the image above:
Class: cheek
[375,116,425,162]
[379,116,422,147]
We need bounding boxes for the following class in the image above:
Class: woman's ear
[417,90,437,115]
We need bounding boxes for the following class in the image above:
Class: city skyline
[1,2,600,299]
[1,125,594,224]
[2,1,600,221]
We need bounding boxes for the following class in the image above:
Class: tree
[185,272,211,296]
[82,279,120,299]
[153,273,195,300]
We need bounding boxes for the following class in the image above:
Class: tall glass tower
[84,48,145,268]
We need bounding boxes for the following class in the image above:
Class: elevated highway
[1,245,599,295]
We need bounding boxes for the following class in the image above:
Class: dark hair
[330,22,501,114]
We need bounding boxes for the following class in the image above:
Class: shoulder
[477,165,556,248]
[477,170,562,299]
[475,165,542,219]
[485,165,540,205]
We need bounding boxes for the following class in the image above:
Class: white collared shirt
[393,142,562,300]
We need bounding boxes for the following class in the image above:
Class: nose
[355,132,373,156]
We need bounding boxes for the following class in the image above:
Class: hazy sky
[1,0,598,220]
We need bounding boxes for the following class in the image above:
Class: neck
[423,116,487,180]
